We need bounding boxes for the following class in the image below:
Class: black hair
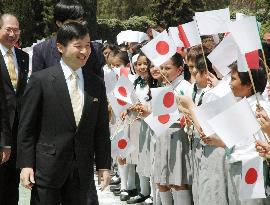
[56,22,89,46]
[113,50,129,66]
[171,52,184,68]
[102,42,118,52]
[230,61,267,94]
[54,0,84,23]
[183,64,191,81]
[195,54,211,74]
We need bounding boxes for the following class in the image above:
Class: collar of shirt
[171,75,184,88]
[60,59,83,81]
[0,44,15,57]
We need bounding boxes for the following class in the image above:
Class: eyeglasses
[4,27,21,35]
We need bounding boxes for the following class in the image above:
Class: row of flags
[108,7,269,200]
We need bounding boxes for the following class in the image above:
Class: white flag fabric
[195,8,230,35]
[104,70,117,94]
[152,29,160,38]
[138,32,149,43]
[168,27,184,47]
[111,129,135,158]
[144,110,181,136]
[207,34,238,76]
[151,86,177,116]
[113,76,134,104]
[178,21,202,48]
[240,155,266,200]
[193,92,237,136]
[208,98,261,148]
[228,16,262,54]
[141,30,177,67]
[108,93,132,117]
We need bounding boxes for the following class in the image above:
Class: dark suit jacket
[0,47,29,144]
[17,63,111,189]
[0,64,11,147]
[32,36,105,78]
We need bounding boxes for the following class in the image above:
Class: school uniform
[197,77,231,205]
[226,94,270,205]
[186,83,210,205]
[154,75,192,186]
[125,76,149,165]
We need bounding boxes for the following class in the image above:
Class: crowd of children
[101,31,270,205]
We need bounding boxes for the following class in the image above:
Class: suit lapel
[76,73,100,130]
[51,64,76,129]
[0,51,14,91]
[15,48,28,95]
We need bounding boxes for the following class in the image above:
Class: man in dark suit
[0,13,29,205]
[32,0,104,78]
[17,22,111,205]
[0,58,12,162]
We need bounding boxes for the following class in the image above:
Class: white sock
[150,177,154,198]
[155,190,162,205]
[172,190,192,205]
[159,191,173,205]
[118,164,128,190]
[127,164,136,190]
[139,175,150,196]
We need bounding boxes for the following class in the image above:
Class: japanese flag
[144,110,181,136]
[141,30,177,67]
[237,48,260,72]
[108,93,132,117]
[111,129,135,158]
[195,8,230,35]
[151,86,177,116]
[228,16,262,54]
[207,34,238,76]
[240,155,266,200]
[168,27,184,47]
[178,21,202,48]
[113,66,130,78]
[113,76,134,104]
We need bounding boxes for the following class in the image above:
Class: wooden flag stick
[261,49,270,83]
[247,69,260,106]
[200,44,209,73]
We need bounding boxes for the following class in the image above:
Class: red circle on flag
[118,139,127,149]
[156,41,169,55]
[163,92,174,108]
[120,67,129,77]
[118,86,127,97]
[117,99,127,106]
[245,168,258,184]
[158,114,170,124]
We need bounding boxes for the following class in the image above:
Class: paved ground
[18,177,133,205]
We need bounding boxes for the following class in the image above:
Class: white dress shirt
[0,44,19,77]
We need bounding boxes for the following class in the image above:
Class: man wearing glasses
[0,13,29,205]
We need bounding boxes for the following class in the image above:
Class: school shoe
[145,196,153,204]
[119,189,138,201]
[110,184,120,192]
[109,176,121,185]
[126,193,150,204]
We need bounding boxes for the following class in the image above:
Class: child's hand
[256,140,270,158]
[176,95,195,110]
[256,107,270,137]
[207,71,219,88]
[120,110,127,121]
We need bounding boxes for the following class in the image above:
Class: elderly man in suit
[32,0,104,78]
[18,22,111,205]
[0,13,29,205]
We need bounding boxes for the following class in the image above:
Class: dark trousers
[30,163,99,205]
[0,147,20,205]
